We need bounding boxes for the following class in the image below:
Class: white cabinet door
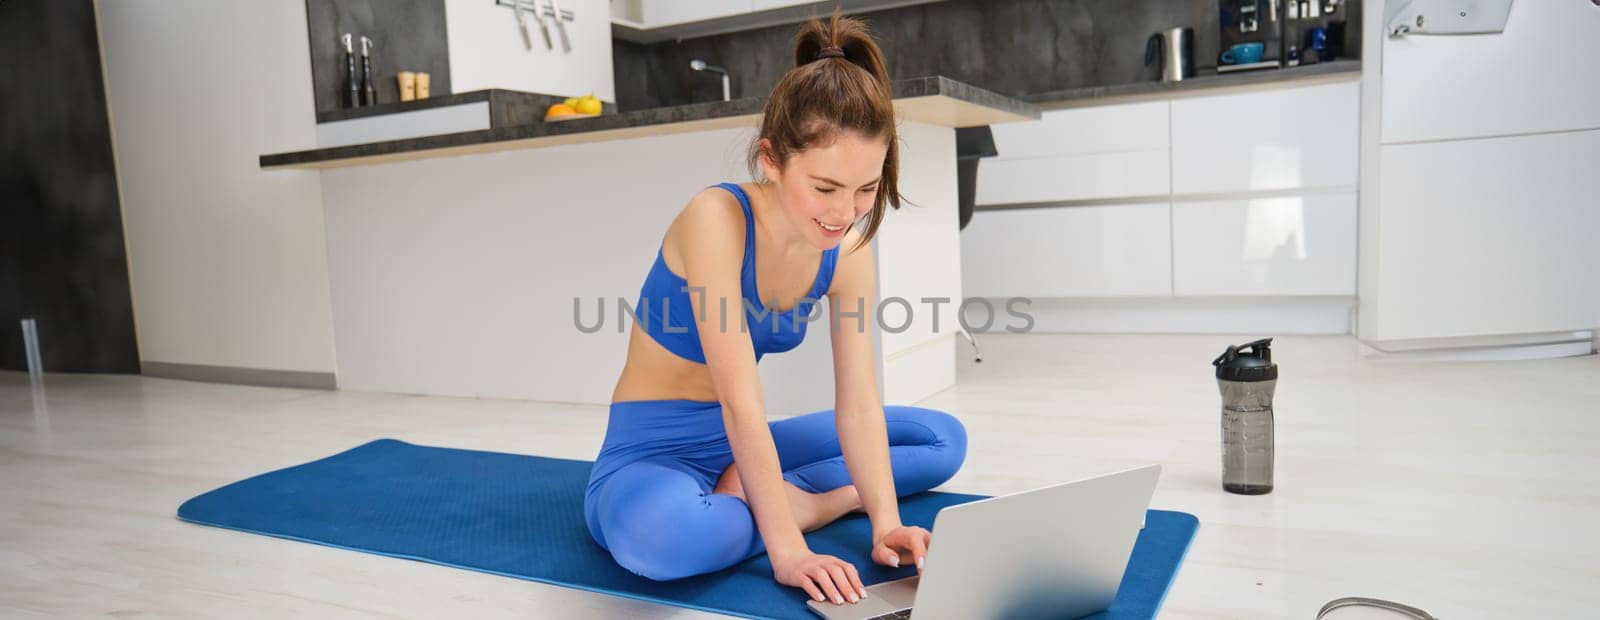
[1172,193,1356,296]
[975,151,1170,205]
[751,0,817,10]
[638,0,751,28]
[1371,129,1600,341]
[1171,80,1359,194]
[961,204,1172,298]
[987,100,1169,160]
[1382,1,1600,144]
[977,101,1171,205]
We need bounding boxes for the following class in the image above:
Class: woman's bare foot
[713,465,863,532]
[787,485,861,532]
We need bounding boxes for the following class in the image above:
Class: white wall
[318,120,961,408]
[319,127,755,405]
[446,0,616,102]
[96,1,338,374]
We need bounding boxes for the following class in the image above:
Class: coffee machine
[1219,0,1351,71]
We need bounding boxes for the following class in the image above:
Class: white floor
[2,334,1596,619]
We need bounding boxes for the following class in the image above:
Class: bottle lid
[1213,338,1278,382]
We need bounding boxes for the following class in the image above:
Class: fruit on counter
[574,96,602,115]
[544,103,577,119]
[547,94,602,119]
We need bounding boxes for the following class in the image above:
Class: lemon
[575,97,602,115]
[563,97,579,107]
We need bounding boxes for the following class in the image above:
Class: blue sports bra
[636,182,839,364]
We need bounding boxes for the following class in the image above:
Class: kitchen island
[261,77,1037,412]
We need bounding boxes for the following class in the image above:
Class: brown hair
[748,10,903,253]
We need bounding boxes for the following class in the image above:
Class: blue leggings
[583,399,968,581]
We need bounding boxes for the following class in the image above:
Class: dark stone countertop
[1022,60,1361,108]
[265,64,1359,170]
[316,89,619,125]
[319,90,540,124]
[262,76,1038,169]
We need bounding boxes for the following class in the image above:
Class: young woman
[583,13,967,608]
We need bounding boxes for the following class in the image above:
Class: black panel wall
[305,0,452,115]
[614,0,1361,110]
[0,0,140,374]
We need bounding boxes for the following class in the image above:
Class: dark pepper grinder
[341,34,359,108]
[359,35,377,106]
[1213,338,1278,495]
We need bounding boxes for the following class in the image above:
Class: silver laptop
[807,464,1161,620]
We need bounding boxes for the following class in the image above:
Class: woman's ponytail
[751,10,902,252]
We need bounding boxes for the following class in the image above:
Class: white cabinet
[446,0,616,102]
[962,79,1361,307]
[961,204,1172,298]
[638,0,750,28]
[987,100,1169,160]
[1170,81,1359,194]
[975,151,1170,205]
[1369,129,1600,341]
[1172,193,1357,296]
[978,83,1362,204]
[620,0,945,41]
[977,100,1170,205]
[1381,1,1600,144]
[750,0,818,10]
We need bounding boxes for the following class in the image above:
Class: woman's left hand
[871,525,931,573]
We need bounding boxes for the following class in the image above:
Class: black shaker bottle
[1213,338,1278,495]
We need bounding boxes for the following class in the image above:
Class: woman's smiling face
[759,131,888,250]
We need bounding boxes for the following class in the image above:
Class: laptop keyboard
[864,609,912,620]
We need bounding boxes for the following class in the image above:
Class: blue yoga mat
[178,439,1197,619]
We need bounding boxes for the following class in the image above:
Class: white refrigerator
[1358,0,1600,357]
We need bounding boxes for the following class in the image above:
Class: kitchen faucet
[689,59,731,102]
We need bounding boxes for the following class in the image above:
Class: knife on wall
[532,0,554,49]
[513,0,532,50]
[549,0,572,52]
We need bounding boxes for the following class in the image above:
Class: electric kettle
[1145,27,1195,83]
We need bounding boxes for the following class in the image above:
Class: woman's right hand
[772,549,866,606]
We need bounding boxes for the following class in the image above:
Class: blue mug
[1221,42,1266,65]
[1307,26,1328,52]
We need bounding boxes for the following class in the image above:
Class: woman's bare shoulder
[661,186,747,275]
[681,186,744,226]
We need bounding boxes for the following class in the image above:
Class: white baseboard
[1359,330,1597,361]
[142,361,337,390]
[965,296,1355,335]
